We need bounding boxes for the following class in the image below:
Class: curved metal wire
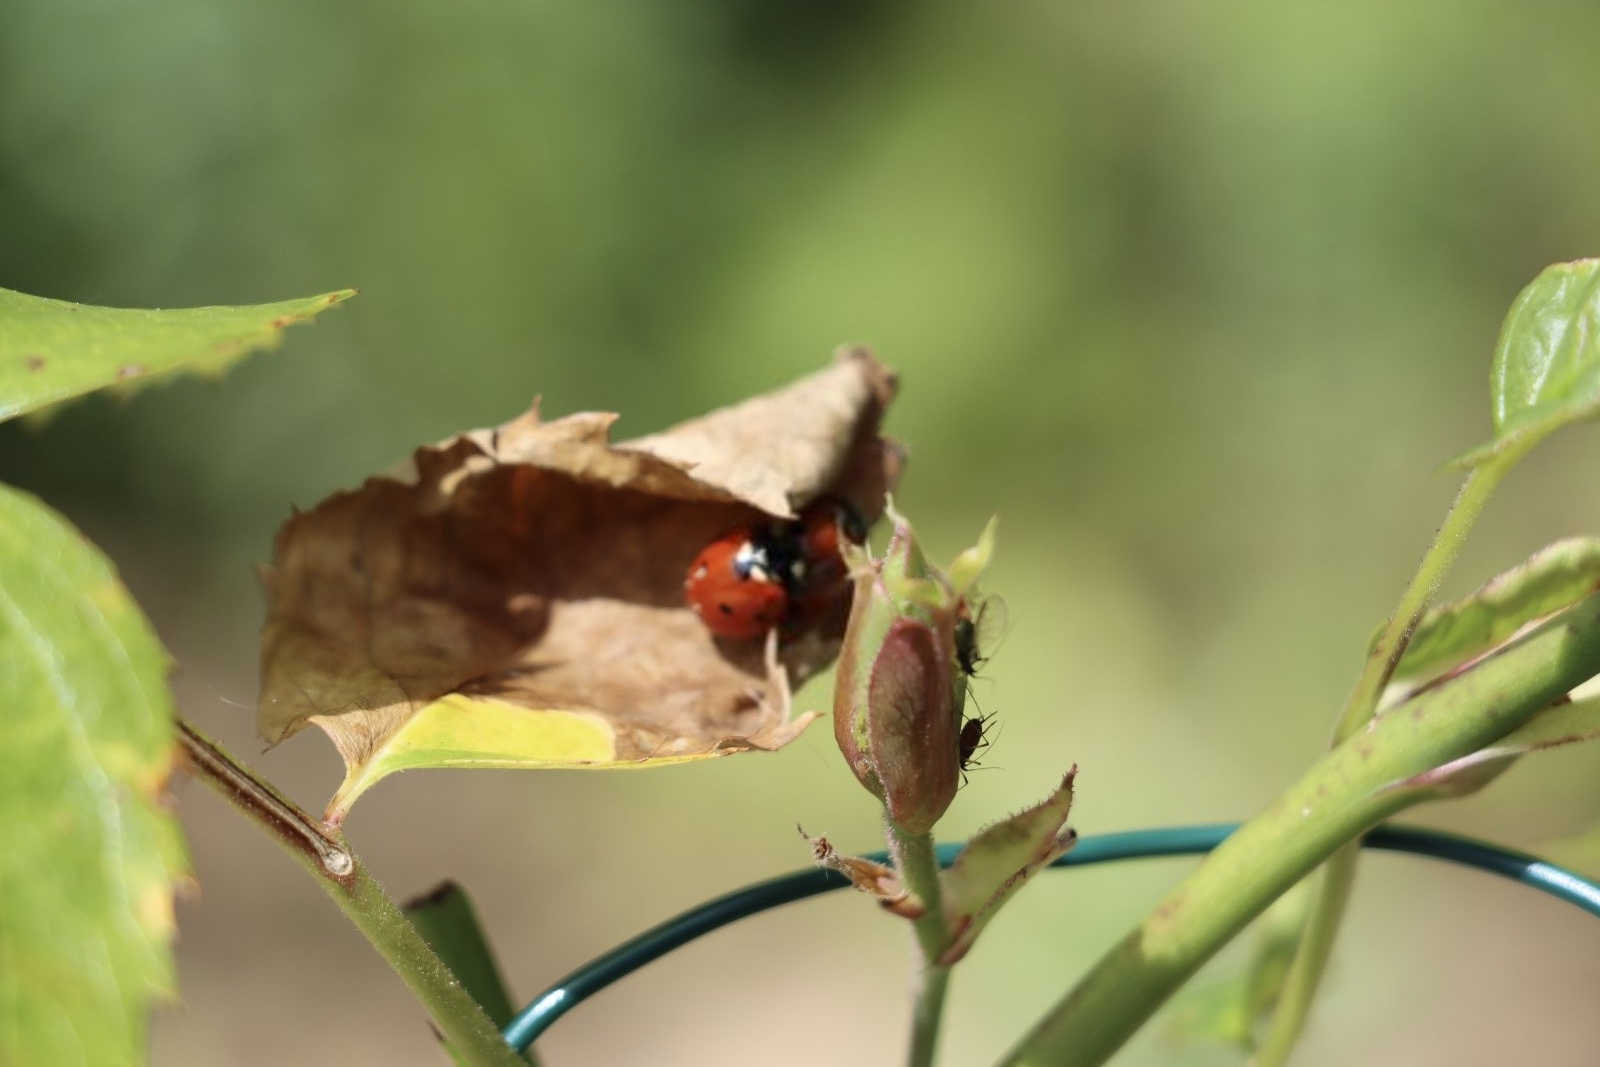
[501,822,1600,1051]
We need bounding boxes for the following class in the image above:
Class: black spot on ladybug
[718,603,734,615]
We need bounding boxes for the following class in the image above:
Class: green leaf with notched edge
[0,286,355,422]
[0,484,188,1067]
[935,768,1076,966]
[1392,537,1600,681]
[1456,259,1600,467]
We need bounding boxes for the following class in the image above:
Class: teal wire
[501,823,1600,1051]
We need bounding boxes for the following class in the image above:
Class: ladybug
[781,498,869,625]
[684,497,869,639]
[683,529,790,639]
[795,498,867,589]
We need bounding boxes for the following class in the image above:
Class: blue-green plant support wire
[501,823,1600,1051]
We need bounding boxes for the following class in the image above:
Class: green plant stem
[1255,451,1521,1065]
[405,882,520,1029]
[1336,456,1518,741]
[178,721,528,1067]
[888,820,952,1067]
[999,592,1600,1067]
[1249,850,1355,1063]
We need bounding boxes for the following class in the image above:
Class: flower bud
[833,502,997,833]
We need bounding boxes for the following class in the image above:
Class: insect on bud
[832,501,997,834]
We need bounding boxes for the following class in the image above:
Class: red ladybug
[795,499,867,589]
[782,498,868,624]
[684,498,869,639]
[684,530,789,639]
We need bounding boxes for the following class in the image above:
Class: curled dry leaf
[798,826,922,918]
[258,347,901,823]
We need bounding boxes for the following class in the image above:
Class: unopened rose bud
[833,503,997,833]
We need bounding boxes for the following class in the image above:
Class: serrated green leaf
[1392,537,1600,681]
[935,769,1076,965]
[0,484,189,1067]
[1457,259,1600,466]
[0,286,355,422]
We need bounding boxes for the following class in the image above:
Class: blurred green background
[4,3,1600,1064]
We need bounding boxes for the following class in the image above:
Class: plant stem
[1254,450,1521,1064]
[998,592,1600,1067]
[177,721,529,1067]
[908,960,951,1067]
[1335,455,1518,741]
[1249,849,1355,1065]
[887,820,952,1067]
[405,882,520,1030]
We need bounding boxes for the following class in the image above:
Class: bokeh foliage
[4,3,1600,1064]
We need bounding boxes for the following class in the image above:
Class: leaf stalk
[178,720,528,1067]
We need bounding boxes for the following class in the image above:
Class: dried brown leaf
[257,347,900,822]
[799,827,922,919]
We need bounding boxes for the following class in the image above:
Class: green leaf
[0,286,355,422]
[1457,258,1600,466]
[320,693,771,826]
[935,768,1076,966]
[0,484,188,1066]
[1392,537,1600,681]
